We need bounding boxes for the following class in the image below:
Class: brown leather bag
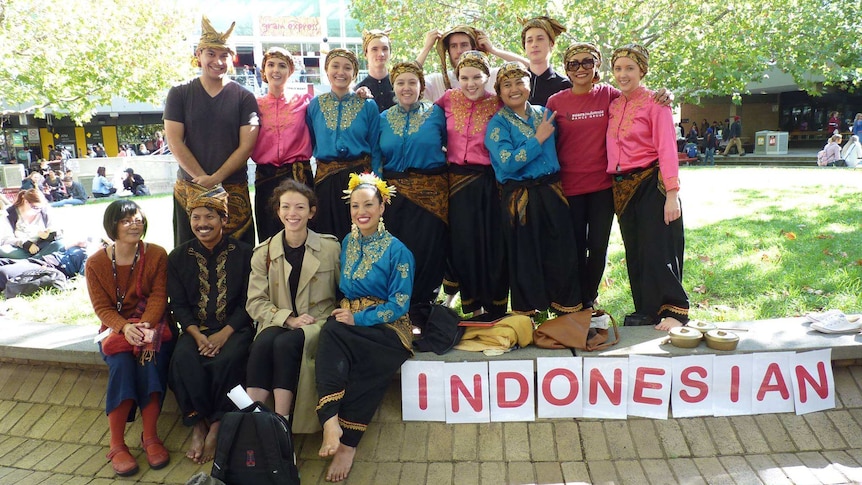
[533,309,620,351]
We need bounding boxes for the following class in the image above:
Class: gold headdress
[362,28,392,54]
[611,43,649,76]
[494,61,530,94]
[389,62,426,97]
[343,172,396,205]
[518,16,567,48]
[436,25,482,90]
[197,16,236,56]
[455,50,491,79]
[325,48,360,81]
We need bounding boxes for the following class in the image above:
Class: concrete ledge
[578,316,862,360]
[2,316,861,370]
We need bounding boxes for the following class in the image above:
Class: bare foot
[325,444,356,482]
[318,416,343,457]
[656,317,684,331]
[200,420,220,464]
[186,421,208,463]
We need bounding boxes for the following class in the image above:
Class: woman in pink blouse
[606,44,689,330]
[252,47,314,242]
[435,51,508,319]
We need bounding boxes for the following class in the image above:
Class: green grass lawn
[3,167,861,325]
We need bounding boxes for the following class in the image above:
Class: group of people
[89,15,692,483]
[91,166,149,198]
[819,133,862,168]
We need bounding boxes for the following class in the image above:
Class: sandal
[141,433,170,469]
[106,444,139,477]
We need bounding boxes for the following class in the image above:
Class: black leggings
[246,326,305,393]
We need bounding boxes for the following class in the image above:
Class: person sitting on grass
[166,185,254,464]
[0,189,64,259]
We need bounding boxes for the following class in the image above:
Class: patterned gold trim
[384,102,435,137]
[659,304,689,317]
[450,90,499,136]
[551,302,584,314]
[318,92,365,131]
[338,417,367,432]
[316,390,345,411]
[342,231,392,280]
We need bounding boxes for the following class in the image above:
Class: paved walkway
[2,353,862,484]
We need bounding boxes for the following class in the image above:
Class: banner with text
[401,349,834,422]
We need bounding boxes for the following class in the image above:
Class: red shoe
[141,434,170,469]
[107,444,139,476]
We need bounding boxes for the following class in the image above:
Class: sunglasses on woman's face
[565,58,596,72]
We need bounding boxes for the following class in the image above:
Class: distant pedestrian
[703,127,719,166]
[721,116,744,156]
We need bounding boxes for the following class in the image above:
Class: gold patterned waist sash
[611,165,662,216]
[315,155,371,185]
[341,296,414,354]
[501,173,565,226]
[384,168,449,224]
[256,160,312,186]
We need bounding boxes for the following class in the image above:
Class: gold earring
[351,223,359,238]
[377,217,385,233]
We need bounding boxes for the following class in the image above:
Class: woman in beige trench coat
[245,179,340,432]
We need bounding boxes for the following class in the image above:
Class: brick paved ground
[2,361,862,484]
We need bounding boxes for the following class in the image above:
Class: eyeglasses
[565,58,596,72]
[119,219,144,227]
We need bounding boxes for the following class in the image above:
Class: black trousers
[384,196,447,306]
[315,318,410,447]
[447,168,508,317]
[616,171,689,324]
[246,325,305,393]
[168,326,253,425]
[567,187,615,308]
[502,178,583,314]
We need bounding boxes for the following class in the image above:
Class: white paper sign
[712,354,754,416]
[444,361,490,423]
[401,360,446,421]
[791,349,834,415]
[627,355,672,420]
[583,357,628,419]
[489,360,535,422]
[751,352,796,414]
[536,357,583,418]
[671,355,715,418]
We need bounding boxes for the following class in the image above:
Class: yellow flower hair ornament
[343,172,396,204]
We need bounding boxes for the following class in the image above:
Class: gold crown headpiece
[343,172,396,204]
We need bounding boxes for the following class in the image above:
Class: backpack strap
[211,412,243,476]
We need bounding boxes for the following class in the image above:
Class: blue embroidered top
[485,104,561,183]
[339,230,415,327]
[306,92,381,166]
[378,101,447,175]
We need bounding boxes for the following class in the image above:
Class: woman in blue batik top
[306,48,381,241]
[378,61,447,308]
[315,173,414,482]
[485,61,591,327]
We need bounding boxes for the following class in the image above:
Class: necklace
[111,242,141,312]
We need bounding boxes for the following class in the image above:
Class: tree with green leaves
[0,0,196,124]
[349,0,862,103]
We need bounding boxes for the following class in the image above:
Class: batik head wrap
[563,42,602,83]
[611,43,649,77]
[324,48,360,81]
[455,50,491,79]
[196,16,236,56]
[362,28,392,55]
[518,16,566,49]
[494,61,530,95]
[261,47,294,83]
[390,62,426,98]
[436,25,481,89]
[186,183,229,217]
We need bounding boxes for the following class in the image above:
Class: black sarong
[501,174,583,314]
[447,164,508,317]
[614,168,689,324]
[314,156,371,241]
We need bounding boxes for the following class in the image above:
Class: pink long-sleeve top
[435,89,502,166]
[606,86,680,192]
[251,91,313,166]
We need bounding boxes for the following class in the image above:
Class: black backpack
[211,402,300,485]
